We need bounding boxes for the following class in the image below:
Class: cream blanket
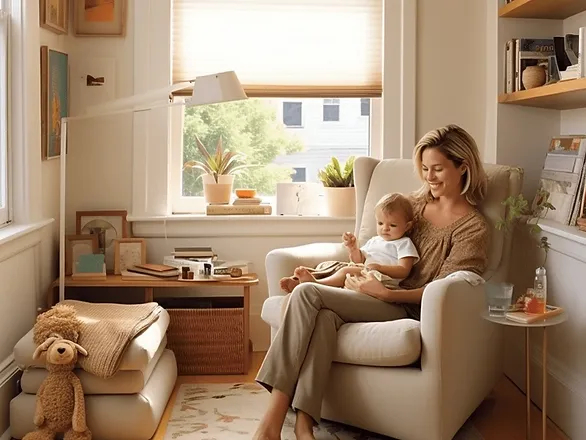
[61,300,162,378]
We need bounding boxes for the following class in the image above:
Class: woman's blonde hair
[412,124,487,205]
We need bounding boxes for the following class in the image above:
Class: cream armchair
[261,157,523,440]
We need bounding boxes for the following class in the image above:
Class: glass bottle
[532,266,547,314]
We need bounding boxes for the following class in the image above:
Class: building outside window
[361,98,370,116]
[283,101,302,127]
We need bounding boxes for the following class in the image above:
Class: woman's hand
[344,271,390,301]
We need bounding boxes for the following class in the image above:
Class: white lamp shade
[188,71,247,106]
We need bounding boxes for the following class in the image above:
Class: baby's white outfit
[360,235,420,287]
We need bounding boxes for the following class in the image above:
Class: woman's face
[421,147,465,199]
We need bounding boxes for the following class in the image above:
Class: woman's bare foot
[252,430,280,440]
[279,276,300,293]
[294,267,317,284]
[294,411,316,440]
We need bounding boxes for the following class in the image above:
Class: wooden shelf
[498,78,586,109]
[499,0,586,19]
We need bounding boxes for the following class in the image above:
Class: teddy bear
[23,304,92,440]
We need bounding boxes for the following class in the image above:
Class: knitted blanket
[61,300,162,378]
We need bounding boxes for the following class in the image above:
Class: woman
[253,124,490,440]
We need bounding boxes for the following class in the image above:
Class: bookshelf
[498,77,586,109]
[499,0,586,20]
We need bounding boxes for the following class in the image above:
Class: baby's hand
[342,232,357,249]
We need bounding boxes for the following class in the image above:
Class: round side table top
[481,310,568,328]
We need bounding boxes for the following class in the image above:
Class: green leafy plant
[183,135,250,183]
[495,188,555,264]
[318,156,355,187]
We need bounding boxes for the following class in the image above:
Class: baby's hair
[375,193,414,222]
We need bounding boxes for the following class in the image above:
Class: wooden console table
[47,273,259,375]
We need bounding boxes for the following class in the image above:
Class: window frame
[0,2,11,227]
[170,97,382,214]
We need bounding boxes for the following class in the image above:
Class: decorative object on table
[522,64,547,89]
[73,0,127,37]
[234,188,257,199]
[506,304,565,324]
[72,253,106,280]
[114,238,146,275]
[318,156,356,217]
[76,210,129,270]
[65,234,98,276]
[183,135,250,205]
[24,305,91,440]
[40,46,68,160]
[276,182,322,216]
[39,0,68,35]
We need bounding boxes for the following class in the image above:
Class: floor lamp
[57,71,247,304]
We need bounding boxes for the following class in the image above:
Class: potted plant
[183,135,249,204]
[318,156,356,217]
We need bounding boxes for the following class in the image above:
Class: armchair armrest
[419,278,503,428]
[265,242,347,298]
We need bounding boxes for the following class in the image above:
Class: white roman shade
[172,0,383,98]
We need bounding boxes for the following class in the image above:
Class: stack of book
[124,263,179,279]
[172,246,216,261]
[206,202,272,215]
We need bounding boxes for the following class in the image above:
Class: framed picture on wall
[40,46,69,160]
[40,0,68,35]
[73,0,127,37]
[114,238,146,275]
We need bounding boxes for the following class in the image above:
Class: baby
[280,192,419,292]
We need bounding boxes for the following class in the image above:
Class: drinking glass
[485,282,514,317]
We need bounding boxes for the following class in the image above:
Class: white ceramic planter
[324,187,356,217]
[202,174,234,205]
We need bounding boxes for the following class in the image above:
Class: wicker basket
[166,307,245,375]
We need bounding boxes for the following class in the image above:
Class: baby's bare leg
[297,266,362,288]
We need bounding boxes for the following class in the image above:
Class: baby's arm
[368,257,416,279]
[343,232,365,264]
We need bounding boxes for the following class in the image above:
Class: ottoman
[10,308,177,440]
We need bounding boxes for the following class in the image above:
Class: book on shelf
[505,305,564,324]
[233,197,263,205]
[206,204,272,215]
[533,136,586,226]
[120,269,160,281]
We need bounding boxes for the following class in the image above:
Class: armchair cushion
[262,295,421,367]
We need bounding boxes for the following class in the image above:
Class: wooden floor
[151,352,569,440]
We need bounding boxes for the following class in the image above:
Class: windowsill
[128,214,355,238]
[535,218,586,247]
[0,218,54,247]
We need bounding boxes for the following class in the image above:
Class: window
[291,167,306,183]
[283,102,302,127]
[171,0,382,213]
[361,98,370,116]
[0,3,9,226]
[323,99,340,122]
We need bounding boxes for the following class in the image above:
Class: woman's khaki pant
[256,282,408,424]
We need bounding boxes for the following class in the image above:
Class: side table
[482,310,567,440]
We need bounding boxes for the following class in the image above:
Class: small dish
[235,188,257,198]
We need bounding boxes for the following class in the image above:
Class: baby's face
[375,208,411,241]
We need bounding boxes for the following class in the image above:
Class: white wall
[414,0,488,159]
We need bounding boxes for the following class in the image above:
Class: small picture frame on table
[76,210,129,271]
[65,235,98,276]
[114,238,146,275]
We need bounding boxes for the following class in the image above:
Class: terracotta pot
[324,187,356,217]
[522,65,546,90]
[202,174,234,205]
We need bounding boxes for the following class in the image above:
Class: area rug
[164,383,484,440]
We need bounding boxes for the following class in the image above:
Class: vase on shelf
[522,65,546,90]
[202,174,234,205]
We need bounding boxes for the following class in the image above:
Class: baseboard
[0,355,20,440]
